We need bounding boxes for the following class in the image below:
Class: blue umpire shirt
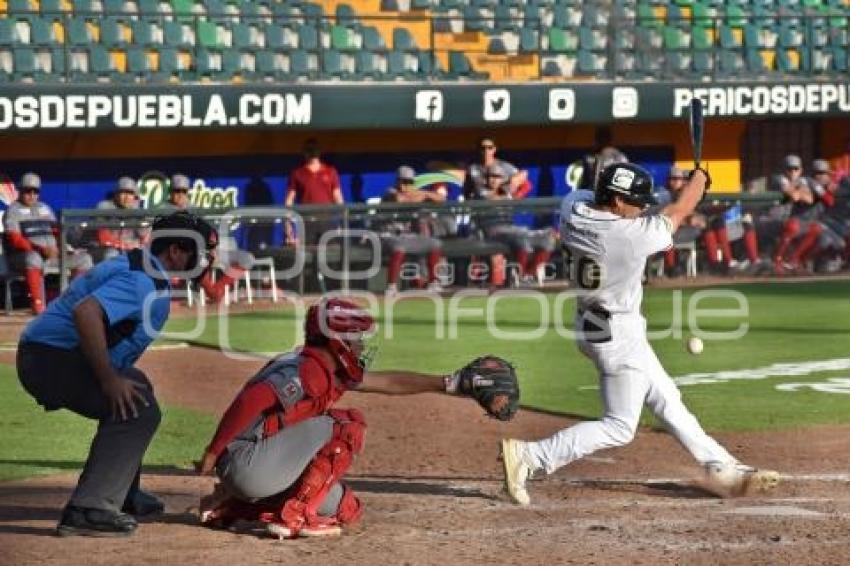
[21,248,172,370]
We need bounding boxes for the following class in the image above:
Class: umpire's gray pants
[217,416,343,516]
[16,342,161,512]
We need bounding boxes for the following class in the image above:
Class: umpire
[16,211,215,537]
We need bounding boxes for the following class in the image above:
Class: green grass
[4,280,849,483]
[166,280,850,432]
[0,364,216,482]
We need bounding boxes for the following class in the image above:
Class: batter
[501,163,779,505]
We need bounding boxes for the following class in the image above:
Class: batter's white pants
[525,314,737,474]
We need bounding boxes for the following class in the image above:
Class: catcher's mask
[150,211,216,283]
[305,298,376,387]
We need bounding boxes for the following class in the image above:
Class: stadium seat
[290,48,319,80]
[719,25,742,48]
[13,47,37,78]
[74,0,103,16]
[197,20,219,48]
[417,50,437,78]
[298,24,319,50]
[691,25,713,49]
[692,50,714,74]
[51,47,67,76]
[548,28,578,52]
[493,5,518,32]
[89,44,112,78]
[40,0,65,14]
[577,48,606,75]
[321,48,350,79]
[330,24,353,50]
[386,48,410,78]
[746,47,767,73]
[137,0,161,17]
[463,6,486,33]
[67,17,92,45]
[0,19,16,44]
[265,24,297,49]
[448,49,487,79]
[354,50,381,79]
[335,3,357,24]
[101,17,128,47]
[131,20,156,46]
[579,26,606,50]
[195,48,221,76]
[392,27,415,50]
[718,49,744,75]
[28,16,55,45]
[126,44,149,74]
[519,27,537,53]
[361,25,385,50]
[163,21,193,48]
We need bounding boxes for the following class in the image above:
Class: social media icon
[483,89,511,121]
[548,88,575,121]
[415,90,444,122]
[612,87,639,118]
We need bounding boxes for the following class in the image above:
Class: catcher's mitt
[450,355,520,421]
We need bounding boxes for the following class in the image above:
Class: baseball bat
[688,98,704,170]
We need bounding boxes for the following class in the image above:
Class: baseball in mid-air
[687,336,704,355]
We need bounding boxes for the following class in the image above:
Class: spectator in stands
[578,127,628,191]
[661,166,707,277]
[474,165,554,286]
[3,173,93,314]
[162,174,255,303]
[285,139,343,246]
[463,136,531,200]
[772,154,826,273]
[379,166,446,296]
[160,173,191,211]
[92,176,149,263]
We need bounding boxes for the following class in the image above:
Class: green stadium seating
[362,26,385,50]
[387,49,409,78]
[330,25,354,50]
[101,17,128,47]
[40,0,63,14]
[355,50,380,79]
[0,20,16,44]
[104,0,128,16]
[719,25,742,48]
[692,50,713,73]
[67,18,92,46]
[89,44,112,77]
[9,0,33,14]
[548,28,578,52]
[519,27,537,53]
[127,45,149,74]
[137,0,162,17]
[231,23,253,48]
[51,47,67,75]
[392,27,415,50]
[14,47,37,77]
[29,16,55,46]
[691,25,713,49]
[290,49,318,80]
[131,20,156,46]
[164,21,192,48]
[746,48,767,72]
[298,24,319,50]
[197,20,219,48]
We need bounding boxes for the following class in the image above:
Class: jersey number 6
[563,247,603,290]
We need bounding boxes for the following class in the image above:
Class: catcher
[197,297,518,539]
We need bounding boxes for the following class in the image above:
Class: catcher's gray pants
[217,416,343,516]
[486,225,554,253]
[10,250,93,272]
[524,313,737,474]
[16,342,161,512]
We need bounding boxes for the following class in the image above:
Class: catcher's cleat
[701,462,780,498]
[500,438,533,506]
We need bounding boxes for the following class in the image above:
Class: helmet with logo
[150,211,216,274]
[305,298,375,387]
[595,162,657,208]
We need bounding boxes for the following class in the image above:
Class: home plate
[724,506,826,518]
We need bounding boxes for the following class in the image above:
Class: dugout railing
[58,192,786,294]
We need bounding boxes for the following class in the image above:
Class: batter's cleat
[57,505,137,537]
[500,438,533,506]
[701,462,780,498]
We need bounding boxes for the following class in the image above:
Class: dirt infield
[3,345,850,565]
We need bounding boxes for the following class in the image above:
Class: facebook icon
[415,90,444,123]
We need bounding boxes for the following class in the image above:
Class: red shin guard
[274,409,366,535]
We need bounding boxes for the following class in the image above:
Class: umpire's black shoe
[57,505,138,537]
[122,489,164,517]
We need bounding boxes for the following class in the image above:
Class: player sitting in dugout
[773,156,845,274]
[378,165,447,295]
[196,298,519,539]
[466,164,554,285]
[3,173,93,314]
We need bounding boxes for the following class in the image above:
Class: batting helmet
[305,298,375,387]
[595,163,657,208]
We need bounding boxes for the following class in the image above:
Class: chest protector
[239,348,345,441]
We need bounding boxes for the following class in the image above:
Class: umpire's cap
[150,211,216,271]
[595,162,657,208]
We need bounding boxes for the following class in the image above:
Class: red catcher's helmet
[305,298,375,386]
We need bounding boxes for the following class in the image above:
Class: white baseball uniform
[523,190,737,474]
